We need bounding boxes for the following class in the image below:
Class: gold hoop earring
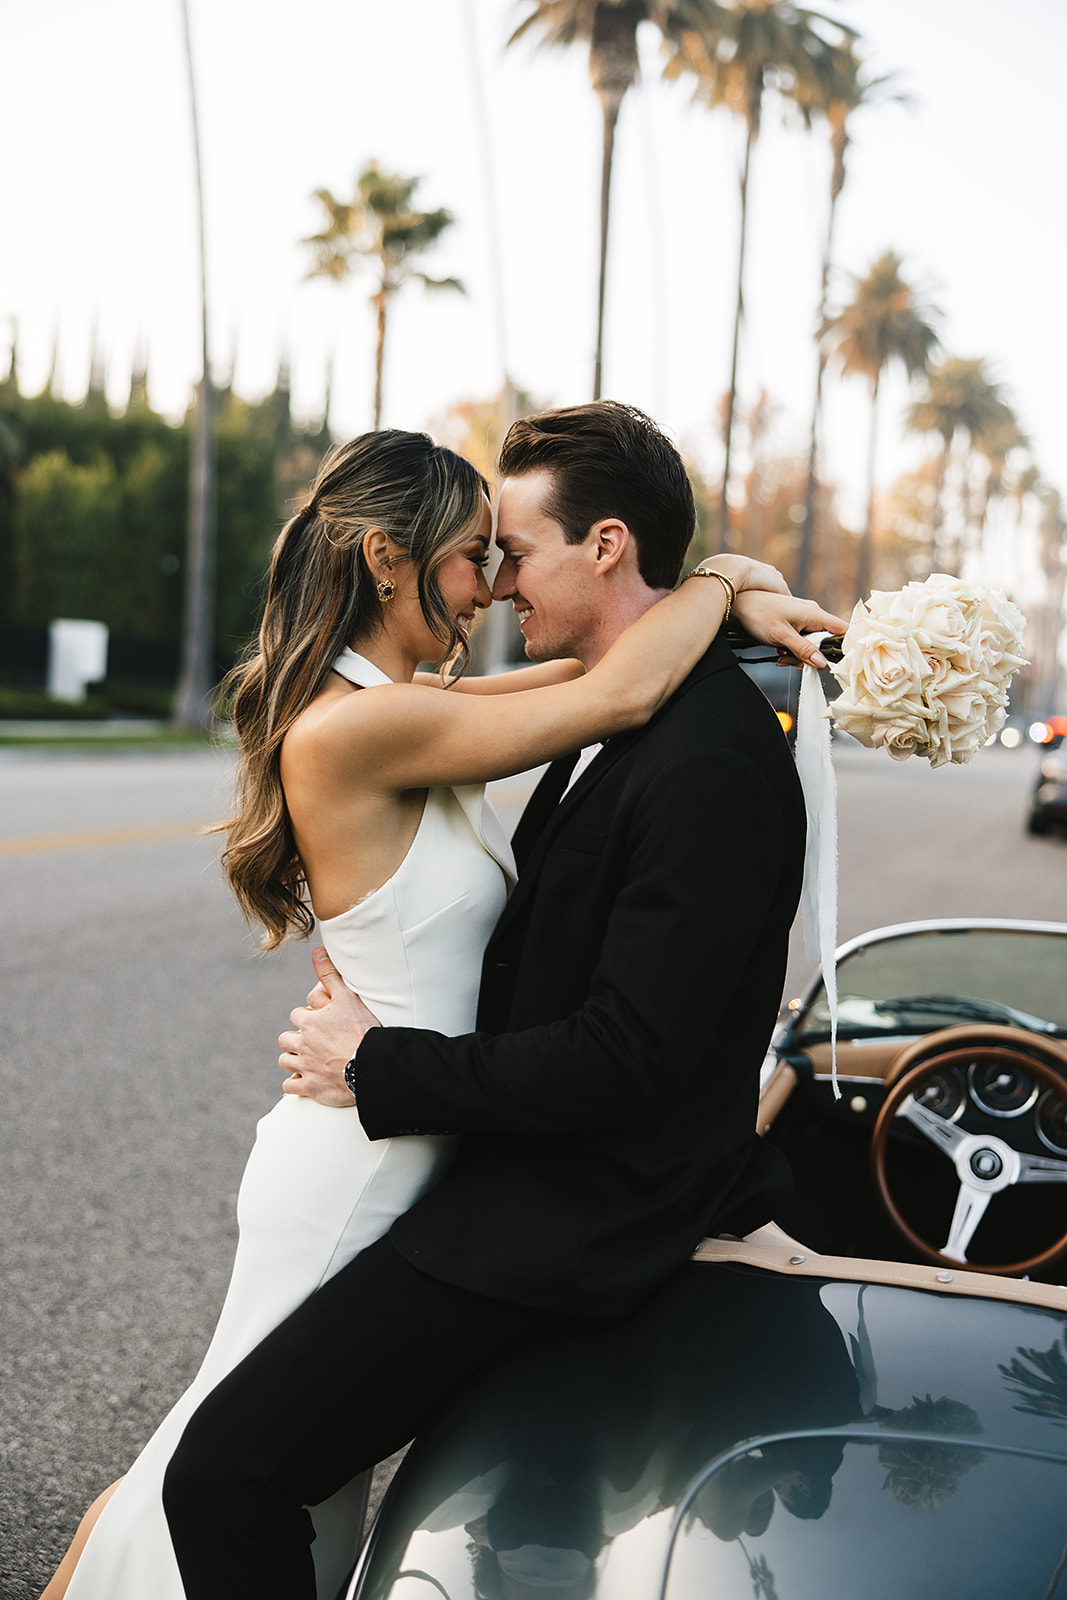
[376,577,396,604]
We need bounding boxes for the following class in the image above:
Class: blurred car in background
[739,656,798,742]
[1027,733,1067,836]
[1030,715,1067,746]
[732,636,806,745]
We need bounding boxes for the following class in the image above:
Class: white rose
[921,656,972,698]
[924,573,987,633]
[928,689,990,765]
[831,604,931,708]
[982,702,1008,743]
[884,582,970,658]
[831,693,933,759]
[828,577,1027,768]
[923,573,970,600]
[944,724,989,765]
[839,638,929,709]
[939,684,990,727]
[875,717,937,762]
[979,588,1026,646]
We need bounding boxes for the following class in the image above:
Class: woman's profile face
[425,495,494,650]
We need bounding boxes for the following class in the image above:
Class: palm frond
[416,273,466,294]
[823,250,940,387]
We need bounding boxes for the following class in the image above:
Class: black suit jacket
[353,634,805,1316]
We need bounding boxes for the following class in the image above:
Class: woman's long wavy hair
[219,429,488,949]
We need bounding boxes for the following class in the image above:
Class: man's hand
[277,947,382,1108]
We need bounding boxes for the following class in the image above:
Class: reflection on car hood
[350,1262,1067,1599]
[667,1435,1067,1600]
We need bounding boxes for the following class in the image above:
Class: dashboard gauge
[1036,1089,1067,1156]
[912,1068,966,1122]
[969,1059,1039,1118]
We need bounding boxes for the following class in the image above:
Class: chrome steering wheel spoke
[899,1094,968,1157]
[942,1181,992,1262]
[1017,1151,1067,1184]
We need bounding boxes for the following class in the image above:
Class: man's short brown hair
[498,401,696,589]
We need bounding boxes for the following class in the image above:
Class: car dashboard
[758,921,1067,1282]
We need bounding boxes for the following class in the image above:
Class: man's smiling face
[492,470,603,665]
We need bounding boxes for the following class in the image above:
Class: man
[164,401,838,1596]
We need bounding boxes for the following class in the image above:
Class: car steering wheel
[871,1042,1067,1276]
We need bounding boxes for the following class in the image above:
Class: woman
[46,427,839,1598]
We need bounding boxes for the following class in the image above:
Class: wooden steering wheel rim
[871,1044,1067,1277]
[881,1022,1067,1088]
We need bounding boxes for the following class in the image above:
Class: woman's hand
[697,554,791,596]
[732,590,850,669]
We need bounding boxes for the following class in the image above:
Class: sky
[4,0,1066,546]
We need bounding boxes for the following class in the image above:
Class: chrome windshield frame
[780,919,1067,1051]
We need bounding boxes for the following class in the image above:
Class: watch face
[343,1056,359,1097]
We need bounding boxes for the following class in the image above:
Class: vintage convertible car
[343,919,1067,1600]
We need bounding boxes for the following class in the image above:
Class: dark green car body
[347,922,1067,1600]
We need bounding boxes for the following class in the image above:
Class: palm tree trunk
[372,291,387,430]
[587,1,638,402]
[173,0,216,731]
[942,443,970,578]
[974,461,1001,585]
[857,373,880,599]
[720,125,753,554]
[961,451,987,579]
[461,0,510,394]
[594,96,620,402]
[1038,535,1067,714]
[796,192,839,596]
[929,438,950,573]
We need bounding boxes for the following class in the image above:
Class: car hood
[350,1261,1067,1597]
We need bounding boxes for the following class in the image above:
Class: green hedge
[0,678,174,720]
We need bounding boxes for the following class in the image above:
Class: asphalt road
[1,737,1064,1594]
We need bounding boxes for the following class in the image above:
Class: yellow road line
[0,820,222,857]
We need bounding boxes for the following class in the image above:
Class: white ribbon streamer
[796,661,840,1097]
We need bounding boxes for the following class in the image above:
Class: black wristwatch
[343,1052,360,1099]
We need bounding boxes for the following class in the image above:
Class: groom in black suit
[164,402,824,1597]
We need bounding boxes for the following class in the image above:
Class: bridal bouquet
[822,575,1028,767]
[796,575,1027,1096]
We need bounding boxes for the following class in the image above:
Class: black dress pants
[163,1234,566,1600]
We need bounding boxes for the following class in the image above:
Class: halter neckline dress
[66,648,515,1599]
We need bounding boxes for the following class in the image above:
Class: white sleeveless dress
[65,648,515,1599]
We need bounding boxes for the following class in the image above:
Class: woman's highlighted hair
[218,430,486,948]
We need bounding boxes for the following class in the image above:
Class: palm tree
[822,250,939,598]
[305,163,464,430]
[173,0,217,731]
[509,1,731,402]
[906,357,1018,575]
[1035,485,1067,714]
[665,0,852,550]
[972,409,1026,583]
[795,45,904,594]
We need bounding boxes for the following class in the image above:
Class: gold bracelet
[684,565,735,620]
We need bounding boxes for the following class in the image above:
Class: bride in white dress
[44,423,834,1599]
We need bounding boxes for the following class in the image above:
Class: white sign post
[47,619,109,703]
